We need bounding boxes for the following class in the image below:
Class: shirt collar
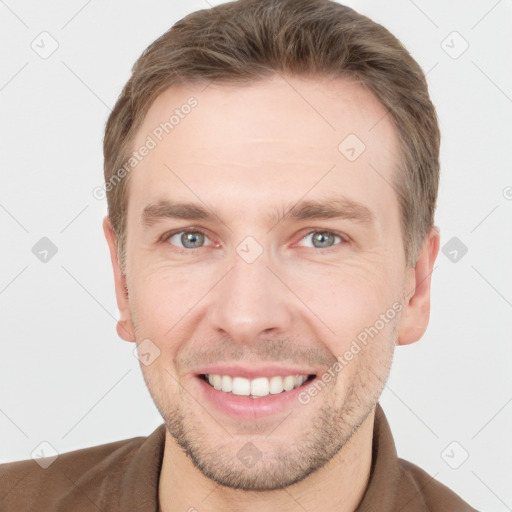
[355,403,402,511]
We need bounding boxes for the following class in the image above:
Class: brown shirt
[0,404,477,511]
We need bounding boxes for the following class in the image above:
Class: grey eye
[169,231,207,249]
[299,231,341,249]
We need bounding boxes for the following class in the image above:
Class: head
[103,0,440,491]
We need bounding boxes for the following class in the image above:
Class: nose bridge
[207,246,292,342]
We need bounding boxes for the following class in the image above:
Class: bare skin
[104,74,439,512]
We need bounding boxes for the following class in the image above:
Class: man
[0,0,478,510]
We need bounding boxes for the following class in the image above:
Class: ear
[103,217,136,342]
[397,226,440,346]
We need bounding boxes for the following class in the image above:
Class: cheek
[293,257,392,317]
[129,259,222,345]
[129,245,403,347]
[129,266,188,337]
[287,259,400,356]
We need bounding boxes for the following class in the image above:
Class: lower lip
[196,375,315,419]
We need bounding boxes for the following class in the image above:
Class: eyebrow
[140,197,375,229]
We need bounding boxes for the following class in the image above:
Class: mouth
[193,365,320,419]
[199,373,316,398]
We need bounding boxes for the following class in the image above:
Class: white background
[1,1,511,510]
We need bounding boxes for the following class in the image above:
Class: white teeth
[212,374,222,390]
[269,376,284,394]
[221,375,232,393]
[283,375,295,391]
[251,377,269,397]
[294,375,304,387]
[232,377,251,396]
[205,374,309,397]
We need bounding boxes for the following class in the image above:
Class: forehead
[127,75,400,227]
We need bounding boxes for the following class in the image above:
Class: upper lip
[194,365,317,380]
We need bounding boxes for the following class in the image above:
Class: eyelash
[160,228,348,254]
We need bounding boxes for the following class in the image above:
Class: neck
[158,408,375,512]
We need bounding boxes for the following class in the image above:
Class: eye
[162,229,345,252]
[297,230,344,250]
[166,229,212,249]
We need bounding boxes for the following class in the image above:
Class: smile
[201,373,316,398]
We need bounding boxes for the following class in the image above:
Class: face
[104,75,438,491]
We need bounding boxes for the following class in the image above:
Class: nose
[207,249,294,344]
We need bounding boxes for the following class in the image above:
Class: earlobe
[397,227,440,346]
[102,217,136,343]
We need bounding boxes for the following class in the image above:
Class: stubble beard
[141,339,395,491]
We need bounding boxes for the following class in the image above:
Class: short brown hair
[103,0,440,270]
